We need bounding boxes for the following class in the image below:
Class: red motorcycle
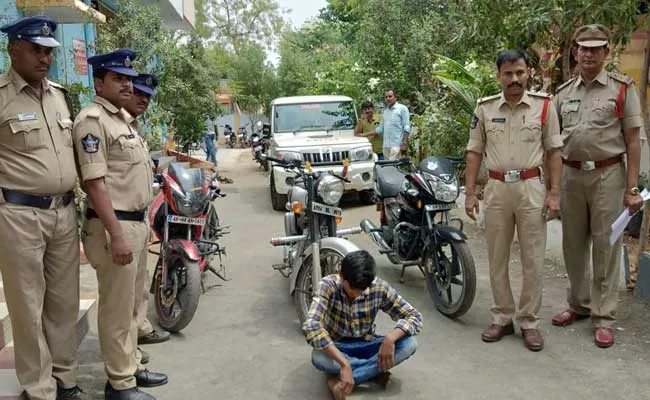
[148,159,230,332]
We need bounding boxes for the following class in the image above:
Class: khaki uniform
[74,96,153,390]
[553,69,643,328]
[127,117,154,339]
[467,91,563,328]
[0,68,80,400]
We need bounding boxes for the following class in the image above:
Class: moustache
[508,83,522,88]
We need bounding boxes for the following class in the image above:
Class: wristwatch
[630,187,640,195]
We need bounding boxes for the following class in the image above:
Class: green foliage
[63,82,93,117]
[96,0,221,148]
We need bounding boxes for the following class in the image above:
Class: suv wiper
[293,126,311,135]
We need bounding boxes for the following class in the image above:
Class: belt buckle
[581,161,596,171]
[504,170,521,183]
[51,196,63,209]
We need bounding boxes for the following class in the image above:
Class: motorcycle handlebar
[375,157,411,167]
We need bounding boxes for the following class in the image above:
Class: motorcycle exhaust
[336,227,362,237]
[270,235,307,246]
[360,219,391,253]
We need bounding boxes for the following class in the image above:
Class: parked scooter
[265,155,362,323]
[224,125,235,148]
[148,159,231,332]
[360,156,476,318]
[237,126,248,148]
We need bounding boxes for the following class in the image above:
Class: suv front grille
[302,150,350,165]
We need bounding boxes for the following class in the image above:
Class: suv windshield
[273,101,357,133]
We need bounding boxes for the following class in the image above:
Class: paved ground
[76,148,650,399]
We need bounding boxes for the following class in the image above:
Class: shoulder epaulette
[85,105,101,119]
[608,71,634,85]
[529,91,551,99]
[0,73,10,89]
[477,94,500,104]
[48,81,68,92]
[555,77,577,93]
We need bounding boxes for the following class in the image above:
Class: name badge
[17,112,37,121]
[491,117,506,123]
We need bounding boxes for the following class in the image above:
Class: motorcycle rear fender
[168,239,201,261]
[289,237,360,294]
[435,226,467,242]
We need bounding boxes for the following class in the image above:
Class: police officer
[465,49,563,352]
[73,49,167,400]
[122,73,170,358]
[551,24,644,348]
[0,15,86,400]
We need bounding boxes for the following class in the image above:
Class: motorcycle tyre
[293,248,345,324]
[424,240,476,319]
[154,254,201,333]
[270,171,287,211]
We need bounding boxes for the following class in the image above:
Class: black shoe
[138,347,150,364]
[57,385,89,400]
[138,330,170,345]
[135,369,168,388]
[104,382,155,400]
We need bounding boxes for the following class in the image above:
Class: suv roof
[271,95,353,106]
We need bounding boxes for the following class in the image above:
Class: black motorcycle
[360,156,476,318]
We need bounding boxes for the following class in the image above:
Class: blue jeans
[205,145,217,164]
[376,153,384,161]
[311,335,417,384]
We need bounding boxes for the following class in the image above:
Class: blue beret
[0,15,60,47]
[87,48,138,77]
[133,73,158,96]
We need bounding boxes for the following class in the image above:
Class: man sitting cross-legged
[302,250,423,399]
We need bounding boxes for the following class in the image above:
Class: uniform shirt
[302,274,423,350]
[467,91,563,171]
[553,68,643,162]
[376,102,411,148]
[73,96,153,212]
[358,115,382,154]
[0,68,77,195]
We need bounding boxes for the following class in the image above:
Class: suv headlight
[276,150,302,163]
[350,146,373,162]
[317,175,344,205]
[426,174,459,203]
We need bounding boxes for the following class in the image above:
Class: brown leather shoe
[551,309,589,327]
[481,323,514,342]
[521,329,544,351]
[594,327,615,348]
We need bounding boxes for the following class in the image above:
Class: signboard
[72,39,87,75]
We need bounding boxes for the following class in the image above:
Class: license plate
[167,215,205,226]
[311,202,342,217]
[254,145,263,152]
[424,203,454,211]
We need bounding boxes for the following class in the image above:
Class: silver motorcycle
[265,155,362,323]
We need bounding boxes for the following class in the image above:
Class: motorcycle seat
[375,166,405,198]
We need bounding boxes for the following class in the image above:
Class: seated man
[302,250,423,399]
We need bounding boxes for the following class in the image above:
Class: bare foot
[327,376,347,400]
[373,371,392,389]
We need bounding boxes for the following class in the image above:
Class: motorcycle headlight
[317,175,344,205]
[276,150,302,163]
[426,174,459,203]
[350,146,373,162]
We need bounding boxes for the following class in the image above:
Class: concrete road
[77,148,650,400]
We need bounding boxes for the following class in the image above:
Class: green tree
[94,0,221,150]
[203,0,289,54]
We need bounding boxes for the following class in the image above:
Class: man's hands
[543,192,560,221]
[624,193,644,215]
[110,234,133,265]
[339,364,354,395]
[378,337,396,371]
[465,193,480,221]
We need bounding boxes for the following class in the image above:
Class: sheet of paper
[609,188,650,245]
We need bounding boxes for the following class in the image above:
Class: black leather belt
[86,208,146,222]
[2,188,74,209]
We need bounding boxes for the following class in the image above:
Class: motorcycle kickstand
[207,263,231,282]
[400,265,407,284]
